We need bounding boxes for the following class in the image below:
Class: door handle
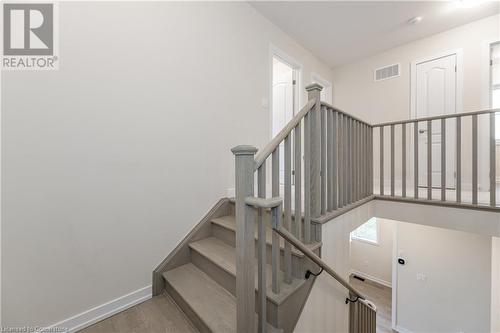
[418,129,427,134]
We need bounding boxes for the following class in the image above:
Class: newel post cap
[231,145,258,156]
[305,83,323,92]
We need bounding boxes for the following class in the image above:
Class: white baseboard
[349,269,392,288]
[42,285,152,333]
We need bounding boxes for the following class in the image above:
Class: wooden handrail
[273,225,366,300]
[254,98,316,170]
[372,108,500,127]
[320,101,372,127]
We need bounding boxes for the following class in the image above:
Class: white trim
[269,43,303,141]
[42,285,152,333]
[482,39,500,110]
[392,221,399,331]
[349,269,392,288]
[350,236,379,246]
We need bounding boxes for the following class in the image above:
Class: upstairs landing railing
[373,108,500,210]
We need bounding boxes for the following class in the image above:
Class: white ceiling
[251,1,500,68]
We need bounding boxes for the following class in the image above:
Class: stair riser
[191,249,281,328]
[212,223,307,279]
[164,278,211,333]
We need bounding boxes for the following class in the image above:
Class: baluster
[402,123,406,198]
[356,122,360,200]
[294,123,302,239]
[441,119,446,201]
[321,106,327,215]
[360,123,363,198]
[257,165,266,333]
[327,109,333,211]
[472,114,478,204]
[414,122,419,198]
[366,124,369,197]
[380,126,384,196]
[333,112,338,209]
[361,124,365,198]
[338,113,344,208]
[284,135,292,284]
[304,112,311,243]
[456,117,461,203]
[355,120,358,200]
[272,149,280,293]
[370,126,373,195]
[349,118,353,203]
[491,112,496,206]
[271,201,281,294]
[427,120,432,200]
[346,118,350,203]
[391,124,395,196]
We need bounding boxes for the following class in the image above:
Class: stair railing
[231,83,375,332]
[373,108,500,208]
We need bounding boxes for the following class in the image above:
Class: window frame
[489,41,500,142]
[350,217,380,246]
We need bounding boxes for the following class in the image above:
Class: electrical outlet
[416,273,427,281]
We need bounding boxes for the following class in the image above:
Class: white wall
[296,201,375,333]
[395,222,492,333]
[297,200,498,333]
[332,15,500,192]
[1,2,334,327]
[350,218,394,286]
[492,236,500,333]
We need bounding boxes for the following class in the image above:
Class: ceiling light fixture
[408,16,423,25]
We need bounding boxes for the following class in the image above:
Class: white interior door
[415,54,457,189]
[272,56,296,184]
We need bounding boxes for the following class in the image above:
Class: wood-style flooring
[349,276,393,333]
[79,294,198,333]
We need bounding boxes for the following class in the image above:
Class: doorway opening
[272,51,301,185]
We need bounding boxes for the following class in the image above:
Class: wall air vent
[374,63,400,82]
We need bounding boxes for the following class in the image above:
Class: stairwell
[154,199,322,333]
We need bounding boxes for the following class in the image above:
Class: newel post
[306,83,323,220]
[231,145,257,333]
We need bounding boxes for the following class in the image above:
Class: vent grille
[374,64,400,81]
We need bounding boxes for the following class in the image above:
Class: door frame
[408,49,463,189]
[269,44,303,142]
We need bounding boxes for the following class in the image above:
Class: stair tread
[211,215,322,257]
[163,263,281,333]
[189,237,305,305]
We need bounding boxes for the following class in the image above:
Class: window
[490,42,500,139]
[351,218,379,244]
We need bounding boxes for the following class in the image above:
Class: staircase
[151,80,500,332]
[154,199,322,333]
